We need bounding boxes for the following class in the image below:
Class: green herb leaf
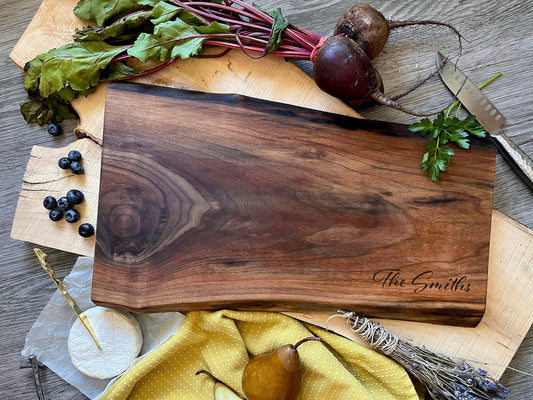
[428,125,442,140]
[73,10,152,42]
[128,18,229,62]
[409,110,487,182]
[408,118,433,135]
[421,146,453,182]
[456,139,470,149]
[74,0,146,26]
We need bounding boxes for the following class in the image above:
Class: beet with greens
[20,0,463,125]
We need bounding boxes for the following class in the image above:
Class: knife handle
[492,132,533,191]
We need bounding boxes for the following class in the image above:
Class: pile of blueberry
[58,150,84,175]
[43,189,94,237]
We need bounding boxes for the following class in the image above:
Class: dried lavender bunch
[332,311,510,400]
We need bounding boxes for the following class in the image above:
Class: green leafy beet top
[21,0,320,125]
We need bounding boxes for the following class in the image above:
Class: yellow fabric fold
[98,310,418,400]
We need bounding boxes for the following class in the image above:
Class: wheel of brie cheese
[68,306,143,379]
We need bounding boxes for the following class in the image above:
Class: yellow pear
[242,337,322,400]
[196,369,243,400]
[214,382,243,400]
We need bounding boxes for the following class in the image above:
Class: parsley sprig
[408,72,501,181]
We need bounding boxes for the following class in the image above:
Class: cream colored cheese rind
[68,307,143,379]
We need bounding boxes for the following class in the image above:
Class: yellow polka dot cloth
[98,310,418,400]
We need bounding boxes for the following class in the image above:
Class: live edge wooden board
[92,82,496,326]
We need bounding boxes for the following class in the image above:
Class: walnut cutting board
[92,82,495,326]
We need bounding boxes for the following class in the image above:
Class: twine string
[309,36,328,62]
[335,311,399,355]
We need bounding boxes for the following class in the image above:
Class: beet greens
[21,0,462,125]
[22,0,325,124]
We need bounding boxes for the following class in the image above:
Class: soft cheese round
[68,307,143,379]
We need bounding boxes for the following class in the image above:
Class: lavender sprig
[333,311,510,400]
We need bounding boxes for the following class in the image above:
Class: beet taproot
[313,35,438,116]
[313,35,378,100]
[335,3,463,59]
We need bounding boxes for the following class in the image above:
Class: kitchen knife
[437,51,533,190]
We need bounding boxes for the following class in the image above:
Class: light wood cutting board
[9,0,533,379]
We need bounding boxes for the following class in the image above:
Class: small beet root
[313,36,443,117]
[335,3,464,60]
[313,35,378,100]
[334,3,389,60]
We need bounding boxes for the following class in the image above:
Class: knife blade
[34,248,102,350]
[436,51,533,190]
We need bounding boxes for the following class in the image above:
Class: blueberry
[70,161,84,175]
[64,208,80,223]
[78,223,95,237]
[49,209,63,221]
[57,197,71,211]
[43,196,57,210]
[47,123,62,136]
[68,150,82,162]
[58,157,71,169]
[66,189,84,205]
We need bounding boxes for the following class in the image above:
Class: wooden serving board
[91,82,495,326]
[289,208,533,379]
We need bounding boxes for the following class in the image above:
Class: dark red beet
[313,35,377,100]
[313,36,441,116]
[335,3,463,60]
[346,67,384,107]
[334,3,389,60]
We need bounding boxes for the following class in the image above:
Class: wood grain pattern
[288,208,533,379]
[8,0,362,254]
[92,83,495,326]
[10,138,100,256]
[3,0,533,398]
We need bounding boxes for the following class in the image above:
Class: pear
[242,337,322,400]
[214,383,243,400]
[196,369,243,400]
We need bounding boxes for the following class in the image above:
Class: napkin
[98,310,418,400]
[21,256,185,399]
